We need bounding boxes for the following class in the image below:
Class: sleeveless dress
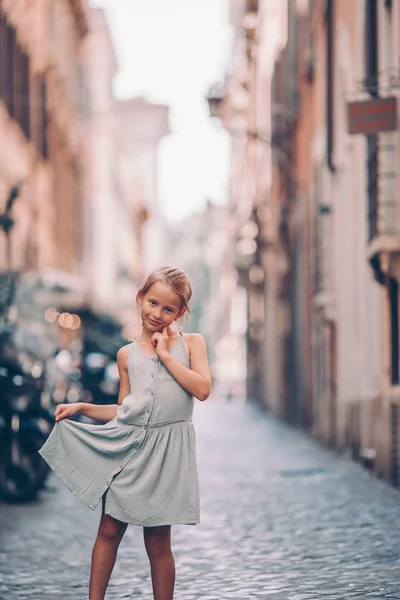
[38,335,200,527]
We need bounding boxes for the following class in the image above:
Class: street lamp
[206,84,225,120]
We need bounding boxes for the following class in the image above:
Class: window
[364,0,379,241]
[325,0,334,171]
[0,13,31,141]
[389,279,399,385]
[365,0,378,96]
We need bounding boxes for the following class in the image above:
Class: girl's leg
[89,495,128,600]
[143,525,175,600]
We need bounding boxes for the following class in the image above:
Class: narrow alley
[1,398,399,600]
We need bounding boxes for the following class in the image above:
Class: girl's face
[139,281,183,333]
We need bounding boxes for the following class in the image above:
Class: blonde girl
[39,266,211,600]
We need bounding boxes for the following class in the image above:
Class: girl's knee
[143,526,172,561]
[145,539,173,561]
[98,515,127,543]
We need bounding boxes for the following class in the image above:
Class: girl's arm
[157,333,211,401]
[55,400,117,423]
[77,403,118,422]
[55,345,131,423]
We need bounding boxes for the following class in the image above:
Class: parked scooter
[49,349,84,403]
[82,352,119,406]
[0,351,54,502]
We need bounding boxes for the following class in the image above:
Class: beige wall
[82,7,119,313]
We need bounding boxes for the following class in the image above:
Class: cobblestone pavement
[1,397,400,599]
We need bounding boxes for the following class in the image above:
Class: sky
[91,0,232,223]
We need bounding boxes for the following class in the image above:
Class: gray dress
[38,335,200,527]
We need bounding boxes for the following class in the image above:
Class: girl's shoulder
[116,343,131,366]
[181,332,207,356]
[181,332,205,342]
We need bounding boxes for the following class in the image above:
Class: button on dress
[38,335,200,527]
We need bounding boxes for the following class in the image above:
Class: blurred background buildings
[1,0,400,490]
[0,0,170,352]
[207,0,400,485]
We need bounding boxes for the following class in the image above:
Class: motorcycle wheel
[0,430,50,503]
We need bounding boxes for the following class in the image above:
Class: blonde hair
[137,266,192,317]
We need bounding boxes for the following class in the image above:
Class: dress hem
[40,449,200,527]
[104,508,200,526]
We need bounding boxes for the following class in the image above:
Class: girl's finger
[55,407,68,420]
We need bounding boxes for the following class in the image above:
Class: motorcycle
[0,352,54,502]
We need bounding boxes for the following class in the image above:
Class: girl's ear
[176,307,187,322]
[137,292,144,306]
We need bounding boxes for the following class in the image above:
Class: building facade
[0,2,171,349]
[0,0,89,276]
[82,6,130,318]
[210,0,400,485]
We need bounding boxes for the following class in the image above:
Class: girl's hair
[137,266,192,317]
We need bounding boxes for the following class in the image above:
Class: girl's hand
[54,403,82,422]
[151,327,170,357]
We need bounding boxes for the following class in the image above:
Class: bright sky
[91,0,232,223]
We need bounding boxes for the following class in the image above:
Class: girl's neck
[137,329,154,344]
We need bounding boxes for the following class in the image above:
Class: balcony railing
[367,135,398,242]
[368,198,397,241]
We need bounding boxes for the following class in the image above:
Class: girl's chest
[131,359,175,386]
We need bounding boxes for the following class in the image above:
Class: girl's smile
[147,317,163,328]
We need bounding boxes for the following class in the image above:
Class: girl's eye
[150,301,156,306]
[166,308,173,314]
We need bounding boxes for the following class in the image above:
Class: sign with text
[347,96,397,135]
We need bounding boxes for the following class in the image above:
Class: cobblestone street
[1,398,400,599]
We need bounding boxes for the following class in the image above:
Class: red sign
[347,96,397,135]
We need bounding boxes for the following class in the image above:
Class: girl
[39,266,211,600]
